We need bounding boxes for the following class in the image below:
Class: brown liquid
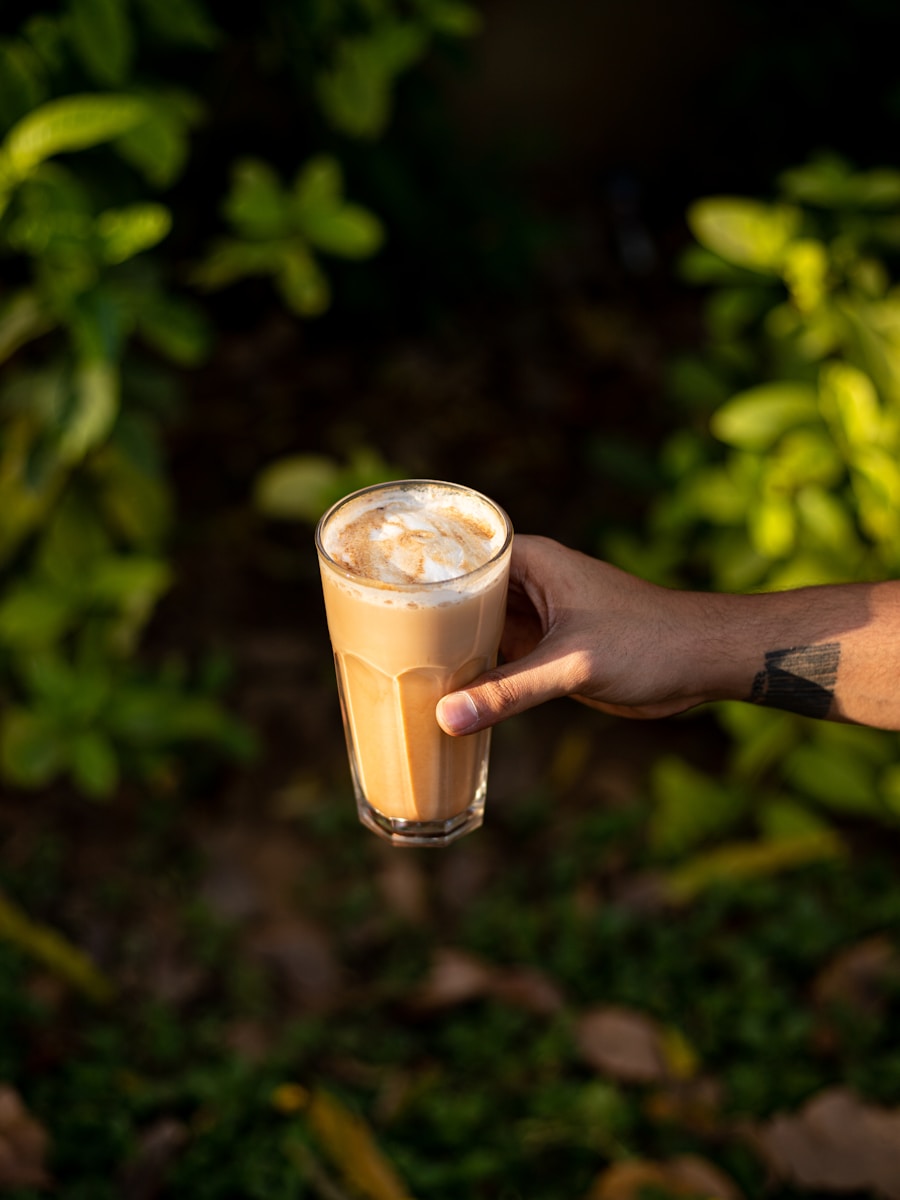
[317,484,511,826]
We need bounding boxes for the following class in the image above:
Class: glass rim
[314,478,513,590]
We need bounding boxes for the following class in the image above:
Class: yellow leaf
[306,1087,415,1200]
[0,889,113,1003]
[665,831,844,903]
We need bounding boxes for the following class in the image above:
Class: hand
[436,535,711,735]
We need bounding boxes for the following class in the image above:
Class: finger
[436,642,588,735]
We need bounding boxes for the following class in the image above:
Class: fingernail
[437,691,479,734]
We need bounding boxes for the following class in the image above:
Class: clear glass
[315,480,513,847]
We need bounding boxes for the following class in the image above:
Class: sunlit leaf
[420,0,482,36]
[114,97,193,187]
[3,93,150,177]
[292,155,343,219]
[96,202,172,263]
[666,830,844,902]
[688,197,801,273]
[255,450,397,522]
[818,361,883,447]
[710,383,819,449]
[58,359,119,461]
[304,1087,415,1200]
[748,491,795,559]
[649,756,748,858]
[301,203,384,259]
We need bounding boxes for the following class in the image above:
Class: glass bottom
[356,796,485,847]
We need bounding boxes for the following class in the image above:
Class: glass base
[357,796,484,847]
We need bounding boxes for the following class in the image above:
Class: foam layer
[321,483,507,587]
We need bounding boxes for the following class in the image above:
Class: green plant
[608,154,900,866]
[0,0,480,798]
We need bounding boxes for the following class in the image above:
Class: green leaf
[190,236,284,289]
[255,450,397,522]
[223,158,292,240]
[784,741,882,815]
[0,38,48,129]
[817,361,883,447]
[666,830,843,902]
[710,382,819,449]
[135,291,212,366]
[113,97,193,187]
[67,0,133,87]
[649,756,748,858]
[316,40,392,138]
[58,359,119,462]
[0,708,63,787]
[96,202,172,263]
[3,93,150,178]
[68,729,119,799]
[132,0,221,48]
[301,203,385,259]
[0,887,113,1002]
[748,491,795,559]
[0,289,54,364]
[688,197,801,273]
[292,155,343,220]
[277,243,330,316]
[419,0,482,36]
[0,583,74,647]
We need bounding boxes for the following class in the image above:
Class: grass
[2,777,900,1198]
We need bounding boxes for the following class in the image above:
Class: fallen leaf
[812,935,897,1015]
[587,1154,743,1199]
[374,851,430,925]
[245,915,342,1010]
[118,1117,188,1200]
[306,1087,415,1200]
[409,948,494,1010]
[644,1076,727,1138]
[0,1085,50,1189]
[748,1086,900,1198]
[575,1007,671,1084]
[409,948,564,1015]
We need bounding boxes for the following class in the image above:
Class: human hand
[436,535,714,735]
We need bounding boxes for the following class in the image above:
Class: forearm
[679,582,900,730]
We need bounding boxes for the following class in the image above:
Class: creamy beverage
[315,480,513,846]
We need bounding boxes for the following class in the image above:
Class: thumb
[436,646,580,735]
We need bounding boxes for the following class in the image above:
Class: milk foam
[321,483,507,590]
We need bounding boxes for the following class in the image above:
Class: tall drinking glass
[315,480,513,847]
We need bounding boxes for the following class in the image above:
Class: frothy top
[320,482,508,587]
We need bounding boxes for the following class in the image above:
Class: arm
[436,535,900,734]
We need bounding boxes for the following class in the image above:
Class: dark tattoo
[749,643,840,719]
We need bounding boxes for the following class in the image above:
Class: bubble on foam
[322,483,506,588]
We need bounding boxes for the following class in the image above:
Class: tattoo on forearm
[749,643,840,719]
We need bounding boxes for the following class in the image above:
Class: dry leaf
[644,1076,727,1138]
[409,948,565,1015]
[119,1118,188,1200]
[575,1007,669,1083]
[748,1086,900,1198]
[0,1085,50,1189]
[374,852,430,925]
[588,1154,743,1199]
[812,935,897,1014]
[409,948,494,1010]
[246,915,342,1009]
[306,1087,415,1200]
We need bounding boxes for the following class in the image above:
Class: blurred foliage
[0,0,480,799]
[608,153,900,864]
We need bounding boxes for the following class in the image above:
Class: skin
[436,534,900,736]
